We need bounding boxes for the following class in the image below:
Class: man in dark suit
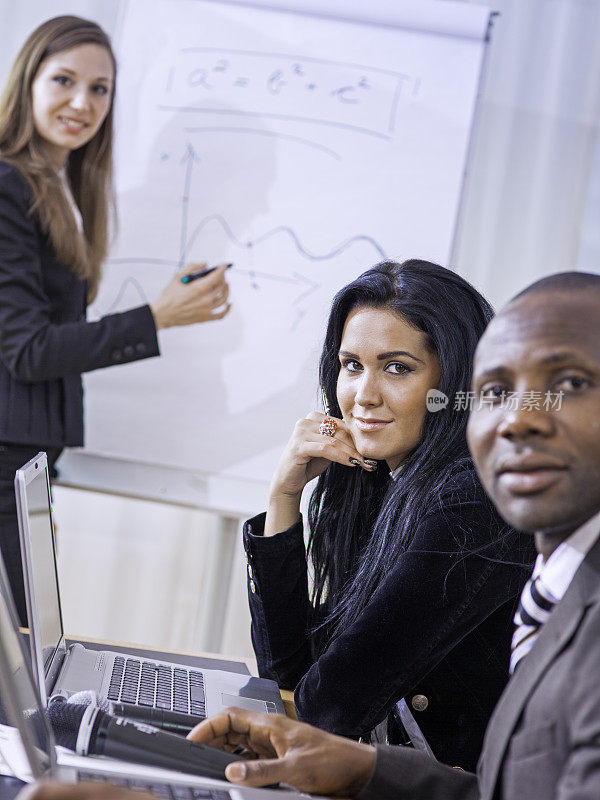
[188,271,600,800]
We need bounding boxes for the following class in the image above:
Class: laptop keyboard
[107,656,206,716]
[77,770,231,799]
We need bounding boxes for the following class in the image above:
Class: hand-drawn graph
[92,142,388,330]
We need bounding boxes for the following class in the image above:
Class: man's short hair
[512,271,600,302]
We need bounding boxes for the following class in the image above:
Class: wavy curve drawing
[97,143,387,328]
[184,213,387,263]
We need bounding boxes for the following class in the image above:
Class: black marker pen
[180,263,233,284]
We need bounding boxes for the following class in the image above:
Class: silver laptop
[0,548,309,800]
[15,453,284,719]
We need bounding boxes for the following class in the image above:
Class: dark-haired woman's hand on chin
[150,262,231,330]
[264,411,370,537]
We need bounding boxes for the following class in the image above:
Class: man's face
[467,290,600,545]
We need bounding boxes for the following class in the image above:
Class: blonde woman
[0,16,231,623]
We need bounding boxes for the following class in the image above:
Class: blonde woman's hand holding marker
[150,262,231,330]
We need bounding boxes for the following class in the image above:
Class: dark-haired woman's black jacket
[244,468,536,771]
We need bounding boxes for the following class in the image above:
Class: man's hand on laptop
[17,782,155,800]
[187,707,376,795]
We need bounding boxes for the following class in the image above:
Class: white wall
[454,0,600,305]
[53,485,255,659]
[578,114,600,270]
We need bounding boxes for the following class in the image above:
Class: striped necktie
[510,574,557,674]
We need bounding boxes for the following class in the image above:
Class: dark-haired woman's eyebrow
[377,350,424,364]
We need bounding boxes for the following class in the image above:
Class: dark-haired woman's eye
[93,84,109,96]
[340,359,362,373]
[385,362,412,375]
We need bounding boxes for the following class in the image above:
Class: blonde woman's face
[31,43,114,168]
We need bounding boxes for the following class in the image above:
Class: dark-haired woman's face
[31,43,114,168]
[336,306,440,471]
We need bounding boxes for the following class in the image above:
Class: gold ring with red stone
[318,417,338,437]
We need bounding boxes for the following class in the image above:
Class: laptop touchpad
[220,692,267,712]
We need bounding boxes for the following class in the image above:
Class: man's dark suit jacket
[0,160,159,447]
[358,533,600,800]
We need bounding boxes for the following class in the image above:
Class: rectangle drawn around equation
[159,48,419,138]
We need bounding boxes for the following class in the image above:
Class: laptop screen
[16,456,64,695]
[0,552,53,777]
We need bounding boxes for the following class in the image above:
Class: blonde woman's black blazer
[0,161,159,447]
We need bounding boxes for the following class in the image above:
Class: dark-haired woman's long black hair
[307,259,494,651]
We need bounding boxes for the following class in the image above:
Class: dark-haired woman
[0,16,231,625]
[244,260,535,771]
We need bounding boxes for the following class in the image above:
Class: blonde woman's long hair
[0,15,117,301]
